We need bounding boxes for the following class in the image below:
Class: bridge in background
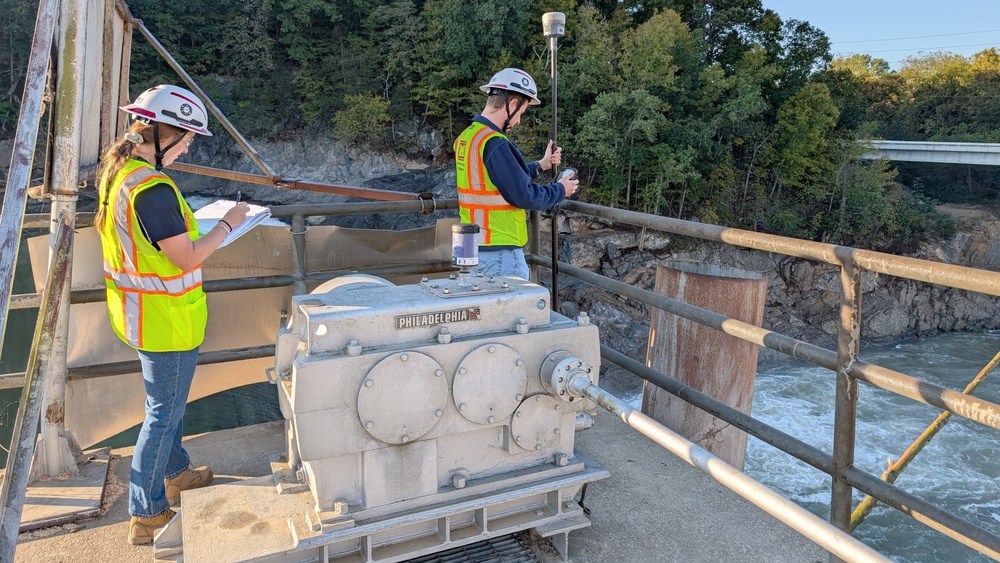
[865,140,1000,165]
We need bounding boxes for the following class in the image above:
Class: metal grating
[406,533,539,563]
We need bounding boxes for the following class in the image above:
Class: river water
[2,231,998,560]
[743,331,1000,562]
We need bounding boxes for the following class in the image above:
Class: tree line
[5,0,1000,250]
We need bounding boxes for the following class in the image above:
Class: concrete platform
[8,447,110,532]
[13,405,827,563]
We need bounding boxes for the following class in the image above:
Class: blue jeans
[129,347,199,518]
[476,248,530,280]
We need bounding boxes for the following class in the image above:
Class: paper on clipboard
[194,199,271,247]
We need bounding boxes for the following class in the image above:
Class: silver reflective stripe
[104,260,202,295]
[459,192,509,207]
[124,291,141,347]
[112,166,163,270]
[473,209,486,245]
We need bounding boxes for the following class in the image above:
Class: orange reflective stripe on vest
[454,122,527,247]
[98,159,207,351]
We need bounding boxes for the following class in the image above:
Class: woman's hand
[223,201,249,228]
[159,201,252,271]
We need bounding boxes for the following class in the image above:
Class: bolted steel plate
[511,394,563,451]
[358,351,448,445]
[453,343,528,425]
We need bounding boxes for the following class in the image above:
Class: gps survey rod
[542,11,566,310]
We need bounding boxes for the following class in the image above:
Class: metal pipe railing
[67,344,275,380]
[527,204,1000,558]
[562,201,1000,297]
[599,346,1000,559]
[530,255,1000,432]
[0,0,59,364]
[21,199,457,230]
[0,216,73,560]
[6,262,454,314]
[565,373,893,563]
[851,351,1000,530]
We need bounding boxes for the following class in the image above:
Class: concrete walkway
[14,400,828,563]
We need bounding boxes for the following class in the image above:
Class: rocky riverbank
[553,207,1000,365]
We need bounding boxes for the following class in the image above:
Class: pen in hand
[236,191,242,204]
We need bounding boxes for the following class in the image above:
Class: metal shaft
[548,33,560,312]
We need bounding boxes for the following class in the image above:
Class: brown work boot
[165,465,214,506]
[128,509,175,545]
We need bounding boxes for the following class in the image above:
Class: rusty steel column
[642,262,766,470]
[830,259,861,538]
[36,0,88,478]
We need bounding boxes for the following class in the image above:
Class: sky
[761,1,1000,69]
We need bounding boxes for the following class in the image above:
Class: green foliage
[575,89,667,207]
[333,94,391,145]
[0,0,39,137]
[0,0,971,252]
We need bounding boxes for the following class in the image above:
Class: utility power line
[836,29,1000,45]
[840,42,999,55]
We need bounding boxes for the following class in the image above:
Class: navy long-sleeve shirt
[474,115,567,212]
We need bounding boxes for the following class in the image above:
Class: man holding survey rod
[454,67,578,280]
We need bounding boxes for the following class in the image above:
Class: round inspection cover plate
[452,343,528,425]
[358,351,448,445]
[511,394,563,451]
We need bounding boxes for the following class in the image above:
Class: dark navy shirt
[474,115,567,212]
[133,183,187,250]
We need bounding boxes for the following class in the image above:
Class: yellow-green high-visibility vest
[454,122,526,247]
[97,159,206,351]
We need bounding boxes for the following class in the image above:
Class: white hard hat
[479,68,541,106]
[120,85,212,136]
